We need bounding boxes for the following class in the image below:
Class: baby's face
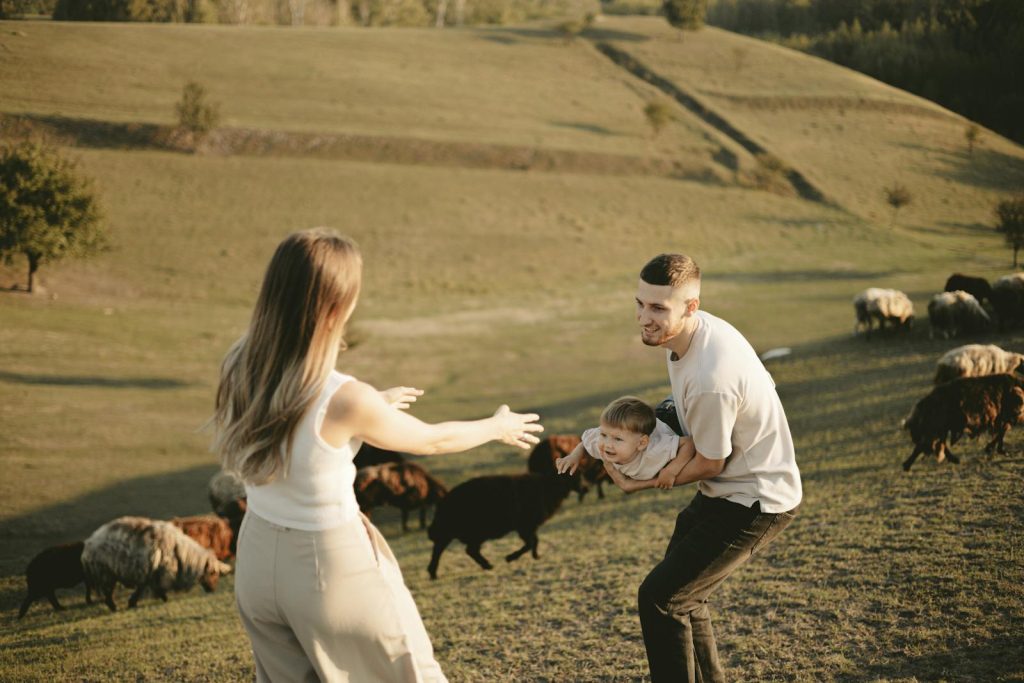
[597,422,648,465]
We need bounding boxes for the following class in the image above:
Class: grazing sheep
[928,290,992,339]
[527,434,609,502]
[935,344,1024,384]
[991,273,1024,330]
[944,273,993,305]
[353,443,406,470]
[853,288,914,339]
[171,515,234,561]
[901,373,1024,471]
[354,461,448,532]
[18,541,91,618]
[82,516,232,611]
[427,473,573,579]
[208,470,246,518]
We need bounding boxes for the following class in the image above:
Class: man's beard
[640,321,684,347]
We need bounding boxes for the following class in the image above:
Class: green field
[2,16,1024,682]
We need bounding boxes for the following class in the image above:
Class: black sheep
[944,273,993,305]
[18,541,91,618]
[426,473,573,579]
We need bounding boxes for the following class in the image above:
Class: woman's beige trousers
[235,511,448,682]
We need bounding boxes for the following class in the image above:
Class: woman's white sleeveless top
[245,371,362,531]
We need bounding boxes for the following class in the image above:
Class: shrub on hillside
[751,152,789,193]
[175,82,221,139]
[643,100,673,137]
[995,194,1024,268]
[883,182,912,224]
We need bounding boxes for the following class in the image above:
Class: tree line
[704,0,1024,144]
[0,0,596,26]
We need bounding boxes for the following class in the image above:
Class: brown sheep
[18,541,91,618]
[354,461,447,532]
[902,373,1024,471]
[171,515,234,561]
[527,434,609,502]
[426,472,573,579]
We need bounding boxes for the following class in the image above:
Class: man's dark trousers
[638,491,798,683]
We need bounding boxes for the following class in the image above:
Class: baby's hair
[601,396,656,436]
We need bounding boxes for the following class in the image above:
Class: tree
[965,123,981,156]
[643,100,673,137]
[0,142,105,293]
[663,0,707,36]
[995,194,1024,267]
[883,182,911,224]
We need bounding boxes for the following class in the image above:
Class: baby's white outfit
[581,418,681,480]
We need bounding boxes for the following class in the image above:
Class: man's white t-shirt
[667,311,802,513]
[581,419,680,480]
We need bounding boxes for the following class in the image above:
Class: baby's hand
[655,468,676,490]
[555,456,578,475]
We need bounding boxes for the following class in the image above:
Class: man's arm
[655,437,695,489]
[605,443,725,493]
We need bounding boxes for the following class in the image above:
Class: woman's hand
[493,404,544,450]
[379,386,424,411]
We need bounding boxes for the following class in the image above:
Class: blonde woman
[212,229,543,682]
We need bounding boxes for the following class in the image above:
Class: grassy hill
[1,16,1023,682]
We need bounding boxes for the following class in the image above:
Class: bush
[995,194,1024,267]
[751,152,789,193]
[175,82,221,137]
[883,182,911,224]
[643,100,673,136]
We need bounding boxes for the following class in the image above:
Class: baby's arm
[655,437,695,489]
[555,443,587,475]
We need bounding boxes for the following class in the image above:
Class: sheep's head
[201,558,233,592]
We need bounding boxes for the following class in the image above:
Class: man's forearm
[673,452,726,486]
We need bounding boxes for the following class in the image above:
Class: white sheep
[82,516,232,612]
[208,470,246,517]
[928,290,992,339]
[853,288,914,338]
[935,344,1024,384]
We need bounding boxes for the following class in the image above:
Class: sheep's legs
[465,543,493,571]
[903,445,924,471]
[85,583,93,604]
[47,591,64,611]
[17,595,34,619]
[419,506,427,530]
[984,425,1009,455]
[401,508,410,533]
[427,538,451,580]
[506,530,539,563]
[127,586,145,608]
[103,587,117,612]
[596,480,605,499]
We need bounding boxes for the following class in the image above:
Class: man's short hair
[601,396,657,436]
[640,254,701,291]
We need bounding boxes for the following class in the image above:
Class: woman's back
[245,370,361,531]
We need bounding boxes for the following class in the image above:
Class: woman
[211,229,543,682]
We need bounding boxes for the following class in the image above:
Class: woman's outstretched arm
[322,380,543,455]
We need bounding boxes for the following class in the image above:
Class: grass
[2,15,1024,683]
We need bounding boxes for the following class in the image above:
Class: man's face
[635,279,697,347]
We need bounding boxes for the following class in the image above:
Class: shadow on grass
[549,120,621,136]
[845,633,1024,682]
[0,371,189,389]
[896,142,1024,192]
[0,463,220,578]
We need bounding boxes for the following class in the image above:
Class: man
[602,253,802,683]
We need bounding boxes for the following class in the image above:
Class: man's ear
[687,297,701,315]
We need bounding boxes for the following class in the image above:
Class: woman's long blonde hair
[211,229,362,485]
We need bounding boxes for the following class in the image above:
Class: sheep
[944,273,993,305]
[928,290,992,339]
[208,470,246,518]
[208,470,247,555]
[82,516,233,611]
[353,443,406,470]
[426,473,573,579]
[991,273,1024,330]
[934,344,1024,384]
[18,541,91,618]
[901,373,1024,471]
[853,288,914,339]
[354,461,448,532]
[171,515,234,561]
[526,435,609,502]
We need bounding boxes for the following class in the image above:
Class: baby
[556,396,694,489]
